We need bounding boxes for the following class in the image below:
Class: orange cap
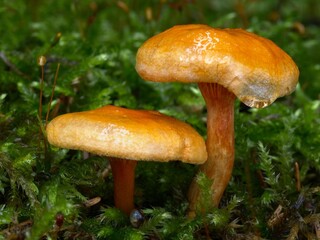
[46,105,207,164]
[136,24,299,108]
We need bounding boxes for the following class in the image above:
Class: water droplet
[130,209,144,228]
[241,97,271,109]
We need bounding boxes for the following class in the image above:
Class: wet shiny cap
[46,105,207,164]
[136,24,299,108]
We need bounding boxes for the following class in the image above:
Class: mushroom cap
[136,24,299,108]
[46,105,207,164]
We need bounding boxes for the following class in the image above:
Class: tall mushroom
[135,24,299,214]
[46,105,207,215]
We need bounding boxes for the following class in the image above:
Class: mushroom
[135,24,299,214]
[46,105,207,215]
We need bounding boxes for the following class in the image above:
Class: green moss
[0,0,319,239]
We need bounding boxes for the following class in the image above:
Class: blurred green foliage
[0,0,319,239]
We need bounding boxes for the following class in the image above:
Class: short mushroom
[135,24,299,214]
[46,105,207,215]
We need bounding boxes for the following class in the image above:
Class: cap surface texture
[136,24,299,108]
[46,105,207,164]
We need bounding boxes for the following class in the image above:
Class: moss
[0,0,319,239]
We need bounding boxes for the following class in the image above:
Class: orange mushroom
[46,105,207,215]
[135,24,299,215]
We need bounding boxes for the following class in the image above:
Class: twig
[0,220,33,238]
[0,51,30,79]
[267,205,284,228]
[83,196,101,208]
[294,162,301,192]
[287,214,320,240]
[315,220,320,239]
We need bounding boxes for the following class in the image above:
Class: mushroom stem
[188,82,235,214]
[109,158,137,215]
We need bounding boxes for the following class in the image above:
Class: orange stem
[109,158,137,215]
[188,83,235,214]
